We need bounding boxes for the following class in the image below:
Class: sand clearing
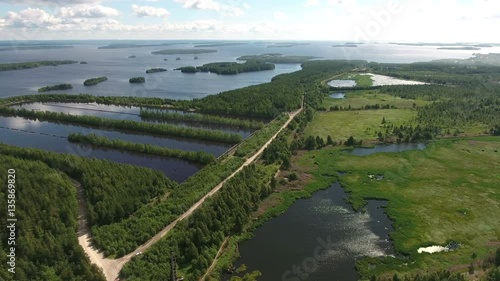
[365,73,428,86]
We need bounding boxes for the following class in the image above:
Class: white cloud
[58,5,120,18]
[305,0,320,7]
[131,5,170,18]
[0,0,99,5]
[5,8,61,28]
[174,0,221,10]
[174,0,245,16]
[273,11,288,21]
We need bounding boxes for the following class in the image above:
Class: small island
[129,77,145,83]
[437,46,481,50]
[83,77,108,86]
[128,55,136,59]
[267,42,310,48]
[164,58,168,61]
[146,68,167,74]
[38,84,73,92]
[80,61,88,64]
[194,56,199,60]
[194,42,248,48]
[332,44,358,47]
[0,60,78,72]
[151,49,217,55]
[176,57,181,61]
[175,60,275,75]
[237,53,317,64]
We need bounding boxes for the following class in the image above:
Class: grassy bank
[295,137,500,279]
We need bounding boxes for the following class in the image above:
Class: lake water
[329,93,346,99]
[10,102,254,137]
[229,182,394,281]
[1,40,497,100]
[328,80,357,88]
[347,143,426,156]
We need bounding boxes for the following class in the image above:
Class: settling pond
[230,143,427,281]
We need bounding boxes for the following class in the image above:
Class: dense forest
[129,77,145,83]
[38,83,73,92]
[0,144,175,228]
[83,76,108,86]
[139,109,264,129]
[0,106,242,144]
[0,60,78,71]
[0,155,105,281]
[68,133,215,164]
[92,156,245,256]
[176,60,275,75]
[121,163,278,280]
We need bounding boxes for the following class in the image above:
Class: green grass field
[323,90,431,110]
[304,109,417,142]
[295,137,500,278]
[337,73,374,87]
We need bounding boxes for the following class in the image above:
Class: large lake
[1,40,497,100]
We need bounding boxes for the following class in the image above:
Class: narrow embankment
[77,104,303,281]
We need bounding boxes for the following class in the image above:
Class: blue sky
[0,0,498,42]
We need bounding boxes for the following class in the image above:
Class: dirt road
[77,103,304,281]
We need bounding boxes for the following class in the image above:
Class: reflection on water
[229,182,394,281]
[328,80,356,88]
[347,143,426,156]
[10,102,254,137]
[329,93,345,99]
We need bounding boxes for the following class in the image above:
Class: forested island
[146,68,167,73]
[332,44,358,47]
[140,109,264,129]
[129,77,145,83]
[152,49,217,55]
[0,45,73,51]
[0,106,242,144]
[175,60,275,75]
[237,53,317,63]
[68,133,215,164]
[267,42,310,48]
[38,83,73,92]
[83,76,108,86]
[194,42,248,47]
[98,43,176,49]
[438,46,481,50]
[0,60,78,71]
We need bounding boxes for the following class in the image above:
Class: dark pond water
[229,182,394,281]
[10,102,254,137]
[329,93,345,99]
[347,143,426,156]
[0,116,231,155]
[0,123,200,183]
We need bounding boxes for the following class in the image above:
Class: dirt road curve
[77,103,304,281]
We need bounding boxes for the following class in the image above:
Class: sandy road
[77,102,304,281]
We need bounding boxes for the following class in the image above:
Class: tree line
[68,133,215,164]
[140,109,264,129]
[84,76,108,86]
[0,106,242,144]
[38,83,73,92]
[0,155,106,281]
[176,60,275,75]
[0,144,175,228]
[0,60,78,72]
[121,163,277,280]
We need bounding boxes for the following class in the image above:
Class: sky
[0,0,499,42]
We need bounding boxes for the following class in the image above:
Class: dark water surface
[230,182,394,281]
[10,102,254,137]
[347,143,426,156]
